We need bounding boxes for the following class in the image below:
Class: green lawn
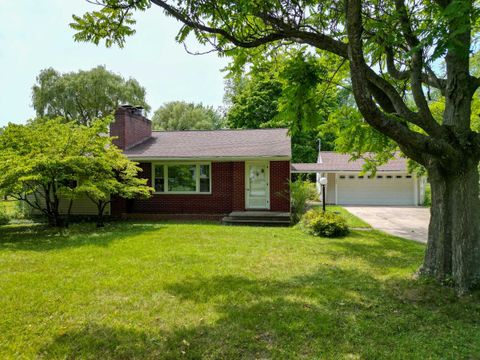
[326,205,372,229]
[0,222,479,359]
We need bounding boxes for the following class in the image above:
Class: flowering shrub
[299,209,349,238]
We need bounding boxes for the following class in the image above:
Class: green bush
[13,200,33,220]
[290,180,319,224]
[423,183,431,207]
[299,209,349,238]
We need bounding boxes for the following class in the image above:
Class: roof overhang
[291,169,407,173]
[127,155,291,162]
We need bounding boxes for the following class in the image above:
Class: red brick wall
[112,160,290,216]
[232,162,245,211]
[111,107,152,150]
[111,196,127,216]
[126,162,238,214]
[270,161,291,212]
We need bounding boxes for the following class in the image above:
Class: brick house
[29,104,422,220]
[108,105,291,221]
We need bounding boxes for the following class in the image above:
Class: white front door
[245,161,270,209]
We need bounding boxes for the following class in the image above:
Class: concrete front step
[222,217,291,226]
[222,211,291,226]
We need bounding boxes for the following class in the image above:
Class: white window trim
[151,162,212,195]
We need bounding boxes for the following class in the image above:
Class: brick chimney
[111,105,152,150]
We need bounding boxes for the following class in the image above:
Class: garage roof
[291,152,408,172]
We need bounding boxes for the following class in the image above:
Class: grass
[0,222,479,359]
[326,205,372,229]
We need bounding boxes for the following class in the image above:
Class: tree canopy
[152,101,224,130]
[73,0,480,292]
[76,138,153,227]
[225,69,282,129]
[224,51,340,163]
[0,118,106,226]
[0,117,152,227]
[32,66,150,125]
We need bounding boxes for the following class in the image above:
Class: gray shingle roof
[291,152,407,172]
[124,128,291,159]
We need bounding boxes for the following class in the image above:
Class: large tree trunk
[421,158,480,294]
[48,201,64,227]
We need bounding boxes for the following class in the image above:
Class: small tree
[77,147,153,227]
[0,118,106,226]
[0,117,152,227]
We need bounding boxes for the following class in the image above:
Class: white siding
[336,173,415,205]
[326,173,336,204]
[29,195,110,216]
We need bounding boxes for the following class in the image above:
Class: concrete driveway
[343,206,430,243]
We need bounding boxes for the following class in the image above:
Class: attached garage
[291,152,425,206]
[336,174,416,205]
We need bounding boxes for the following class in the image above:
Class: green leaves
[72,0,479,173]
[225,71,282,129]
[322,104,400,174]
[152,101,224,130]
[276,52,328,133]
[0,117,152,224]
[224,50,346,162]
[32,66,150,126]
[71,9,135,48]
[70,0,151,48]
[78,145,153,205]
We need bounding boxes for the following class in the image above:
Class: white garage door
[337,174,415,205]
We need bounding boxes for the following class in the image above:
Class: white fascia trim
[291,169,408,174]
[127,156,291,162]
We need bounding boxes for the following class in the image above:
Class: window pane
[154,165,164,192]
[168,165,196,192]
[199,164,210,192]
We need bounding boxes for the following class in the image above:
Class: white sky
[0,0,228,126]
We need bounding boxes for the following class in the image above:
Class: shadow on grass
[160,270,479,358]
[322,230,425,270]
[3,223,474,358]
[0,222,167,252]
[38,323,160,360]
[39,266,479,359]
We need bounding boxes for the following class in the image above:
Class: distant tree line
[30,64,340,163]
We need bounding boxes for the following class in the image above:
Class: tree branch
[385,47,409,80]
[148,0,453,150]
[385,43,447,94]
[260,7,444,137]
[394,0,437,126]
[345,0,458,165]
[150,0,288,48]
[255,12,349,58]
